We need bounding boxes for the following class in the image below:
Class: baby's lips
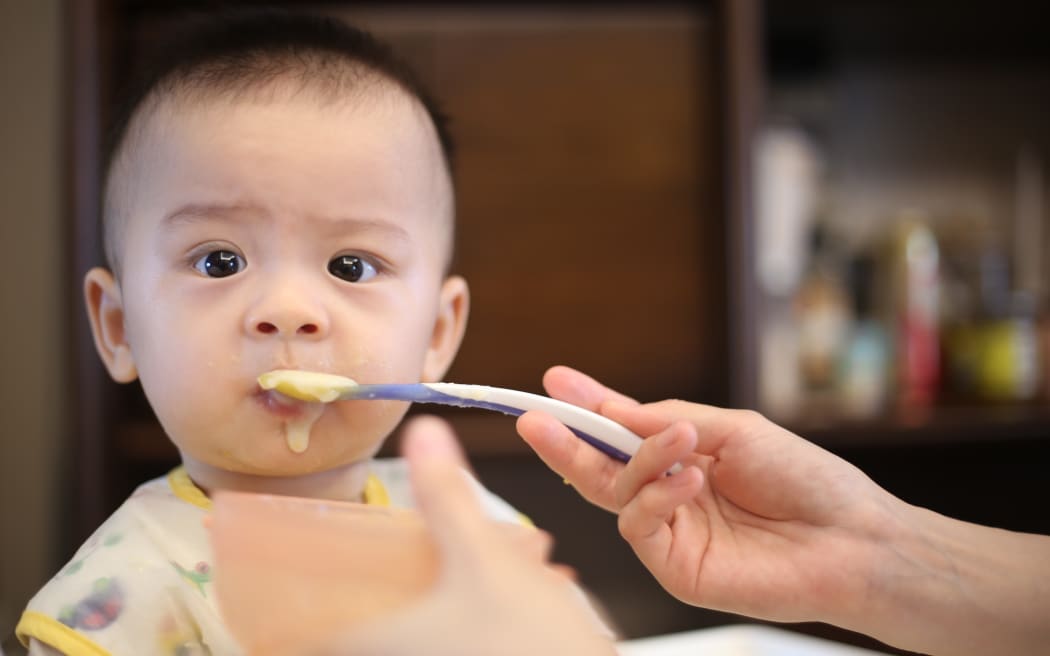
[255,387,308,419]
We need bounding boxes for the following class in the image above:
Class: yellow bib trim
[16,611,111,655]
[362,472,390,506]
[167,467,212,510]
[167,466,391,507]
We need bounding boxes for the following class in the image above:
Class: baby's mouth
[256,387,308,419]
[255,369,354,454]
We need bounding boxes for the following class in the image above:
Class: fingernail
[670,465,702,486]
[657,426,681,447]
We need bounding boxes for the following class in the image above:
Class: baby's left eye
[193,249,245,278]
[327,255,378,283]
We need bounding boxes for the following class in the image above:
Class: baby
[17,10,528,655]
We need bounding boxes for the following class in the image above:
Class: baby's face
[107,89,463,478]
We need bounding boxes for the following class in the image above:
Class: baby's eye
[327,255,378,283]
[193,250,246,278]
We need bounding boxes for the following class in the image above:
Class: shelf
[765,0,1050,70]
[783,403,1050,448]
[751,1,1050,441]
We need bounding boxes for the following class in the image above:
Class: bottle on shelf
[839,253,889,419]
[794,222,850,407]
[944,241,1041,404]
[888,212,941,411]
[983,297,1040,402]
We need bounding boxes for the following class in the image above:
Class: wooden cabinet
[64,1,1050,643]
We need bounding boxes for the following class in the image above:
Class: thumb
[401,415,491,565]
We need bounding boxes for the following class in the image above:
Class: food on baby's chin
[258,369,358,403]
[286,425,309,453]
[285,403,326,454]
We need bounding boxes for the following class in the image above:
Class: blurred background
[2,1,1048,652]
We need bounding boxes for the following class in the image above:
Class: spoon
[258,369,648,465]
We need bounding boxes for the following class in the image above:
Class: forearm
[846,502,1050,656]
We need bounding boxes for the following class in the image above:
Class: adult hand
[517,366,1023,654]
[308,415,616,656]
[517,366,895,625]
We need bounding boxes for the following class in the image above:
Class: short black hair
[102,8,455,271]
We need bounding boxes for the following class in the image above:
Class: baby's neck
[181,458,373,503]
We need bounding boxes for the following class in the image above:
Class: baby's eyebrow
[319,216,412,244]
[162,203,260,226]
[161,203,412,241]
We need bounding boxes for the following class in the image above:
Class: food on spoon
[258,369,358,403]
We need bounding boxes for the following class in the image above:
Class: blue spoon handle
[345,383,640,464]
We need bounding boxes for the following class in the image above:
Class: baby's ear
[84,267,138,383]
[422,275,469,382]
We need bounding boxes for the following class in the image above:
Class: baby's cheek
[143,363,229,439]
[149,382,204,436]
[345,323,434,379]
[335,399,409,444]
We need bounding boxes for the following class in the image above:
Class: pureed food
[258,370,358,453]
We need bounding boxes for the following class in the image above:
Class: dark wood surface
[65,0,112,551]
[61,2,1050,645]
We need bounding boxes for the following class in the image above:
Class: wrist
[806,492,934,644]
[784,482,960,652]
[847,501,964,651]
[838,499,1050,656]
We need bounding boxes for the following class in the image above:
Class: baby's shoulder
[18,475,228,655]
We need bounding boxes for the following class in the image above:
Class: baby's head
[102,10,458,279]
[85,10,469,488]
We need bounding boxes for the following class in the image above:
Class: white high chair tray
[617,624,892,656]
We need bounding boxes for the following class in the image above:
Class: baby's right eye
[193,250,246,278]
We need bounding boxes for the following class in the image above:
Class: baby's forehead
[125,67,436,171]
[132,80,451,206]
[107,79,455,269]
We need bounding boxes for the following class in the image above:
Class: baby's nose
[244,284,329,339]
[254,320,320,336]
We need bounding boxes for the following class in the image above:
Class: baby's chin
[184,430,384,482]
[242,439,380,473]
